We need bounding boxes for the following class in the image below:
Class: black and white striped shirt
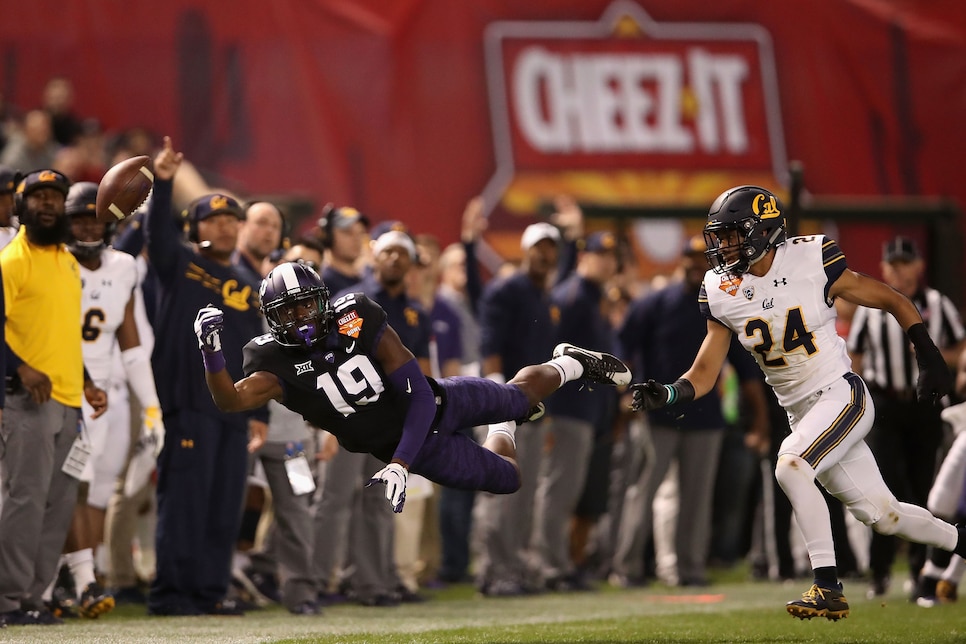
[847,288,965,394]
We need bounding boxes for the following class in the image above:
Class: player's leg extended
[821,440,959,554]
[776,374,874,620]
[509,344,631,406]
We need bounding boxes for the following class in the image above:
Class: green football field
[1,573,963,644]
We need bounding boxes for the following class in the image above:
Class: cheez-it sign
[482,0,787,203]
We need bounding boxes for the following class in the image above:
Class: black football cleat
[79,582,115,619]
[786,583,849,621]
[553,344,631,387]
[516,403,545,424]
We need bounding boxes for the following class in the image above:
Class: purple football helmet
[260,261,333,348]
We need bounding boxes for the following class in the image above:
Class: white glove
[194,305,224,352]
[367,462,408,513]
[143,405,165,458]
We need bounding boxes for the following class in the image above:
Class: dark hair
[289,234,326,256]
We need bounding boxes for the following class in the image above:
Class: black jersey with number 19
[242,292,417,461]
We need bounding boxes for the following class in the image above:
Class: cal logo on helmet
[753,193,781,219]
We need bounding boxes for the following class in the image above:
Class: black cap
[582,231,618,253]
[370,219,408,239]
[16,169,70,198]
[184,193,244,222]
[318,205,370,231]
[0,165,18,194]
[882,236,920,263]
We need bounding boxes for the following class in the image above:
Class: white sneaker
[553,343,631,387]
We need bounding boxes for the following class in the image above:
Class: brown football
[96,155,155,223]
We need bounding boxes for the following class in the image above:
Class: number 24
[745,306,817,366]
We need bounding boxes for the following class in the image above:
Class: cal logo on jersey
[404,307,420,327]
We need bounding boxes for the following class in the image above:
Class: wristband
[202,350,226,373]
[663,378,696,405]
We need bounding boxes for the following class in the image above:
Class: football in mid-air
[96,155,154,223]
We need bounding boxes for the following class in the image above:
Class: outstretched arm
[206,368,283,413]
[829,269,922,330]
[194,305,283,412]
[369,323,438,513]
[831,268,952,402]
[373,324,436,468]
[682,320,735,396]
[631,320,733,411]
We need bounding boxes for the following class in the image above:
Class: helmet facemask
[263,289,332,348]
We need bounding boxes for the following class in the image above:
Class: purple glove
[194,305,225,372]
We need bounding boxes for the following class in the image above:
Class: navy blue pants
[148,409,249,612]
[411,377,530,494]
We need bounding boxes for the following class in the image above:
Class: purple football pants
[410,377,530,494]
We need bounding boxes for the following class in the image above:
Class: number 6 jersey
[698,236,853,407]
[242,292,417,462]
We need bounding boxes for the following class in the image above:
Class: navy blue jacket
[546,273,613,425]
[339,275,430,360]
[479,271,557,380]
[145,180,267,422]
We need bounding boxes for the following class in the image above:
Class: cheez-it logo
[339,316,364,338]
[719,274,743,297]
[481,2,788,210]
[337,311,358,326]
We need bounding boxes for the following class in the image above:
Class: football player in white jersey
[631,185,965,621]
[52,183,163,618]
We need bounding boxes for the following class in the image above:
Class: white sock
[486,421,517,448]
[921,560,944,579]
[232,551,251,572]
[544,355,584,387]
[42,573,57,602]
[64,548,97,597]
[943,554,966,583]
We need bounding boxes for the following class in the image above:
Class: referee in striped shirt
[847,236,966,600]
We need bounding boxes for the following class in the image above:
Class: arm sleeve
[143,178,181,282]
[121,346,160,409]
[555,238,578,284]
[463,240,484,315]
[478,280,510,361]
[387,358,437,467]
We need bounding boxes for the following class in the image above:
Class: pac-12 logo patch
[742,286,755,300]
